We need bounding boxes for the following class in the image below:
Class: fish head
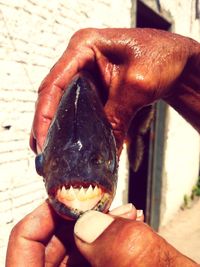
[35,73,118,220]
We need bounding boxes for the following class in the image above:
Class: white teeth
[94,185,99,197]
[67,186,76,200]
[55,184,104,212]
[86,185,93,199]
[56,185,102,202]
[61,186,67,198]
[78,187,87,201]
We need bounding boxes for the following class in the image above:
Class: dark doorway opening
[136,0,171,29]
[128,0,171,229]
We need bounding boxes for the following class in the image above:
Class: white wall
[111,144,130,209]
[159,0,200,226]
[0,1,131,265]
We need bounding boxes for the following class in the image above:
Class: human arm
[30,28,200,154]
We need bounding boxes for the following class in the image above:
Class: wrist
[160,237,198,267]
[164,39,200,133]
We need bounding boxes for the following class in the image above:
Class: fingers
[73,204,144,267]
[136,209,144,222]
[31,54,78,152]
[6,201,89,267]
[32,83,63,152]
[103,77,152,152]
[30,28,195,154]
[6,200,144,267]
[31,44,95,152]
[45,235,67,267]
[45,220,89,267]
[74,210,200,267]
[6,201,59,266]
[74,210,153,267]
[109,203,143,221]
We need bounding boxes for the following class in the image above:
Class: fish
[35,72,118,220]
[127,105,155,172]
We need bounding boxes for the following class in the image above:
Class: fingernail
[136,210,143,217]
[74,210,114,243]
[109,203,134,216]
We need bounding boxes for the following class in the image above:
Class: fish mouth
[48,182,114,220]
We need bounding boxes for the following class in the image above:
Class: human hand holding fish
[6,202,144,267]
[30,28,200,154]
[6,28,200,266]
[32,27,200,230]
[6,202,198,267]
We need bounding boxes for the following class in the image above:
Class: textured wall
[0,0,131,265]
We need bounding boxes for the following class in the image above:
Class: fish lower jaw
[57,194,103,212]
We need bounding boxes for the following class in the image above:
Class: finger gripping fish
[35,73,118,220]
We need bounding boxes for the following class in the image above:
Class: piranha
[35,73,118,220]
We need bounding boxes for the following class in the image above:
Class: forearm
[164,40,200,133]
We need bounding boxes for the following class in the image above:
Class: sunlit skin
[6,202,143,267]
[7,28,200,266]
[30,28,200,154]
[6,202,197,267]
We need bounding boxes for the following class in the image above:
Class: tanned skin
[30,28,200,153]
[7,28,200,267]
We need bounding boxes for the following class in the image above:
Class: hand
[6,202,198,267]
[74,211,198,267]
[6,202,143,267]
[6,202,88,267]
[30,28,200,154]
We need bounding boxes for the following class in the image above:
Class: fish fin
[127,105,155,172]
[128,135,144,172]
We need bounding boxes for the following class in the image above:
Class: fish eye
[35,154,44,176]
[90,154,104,166]
[107,158,116,173]
[51,157,59,170]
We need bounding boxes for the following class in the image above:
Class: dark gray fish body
[35,73,118,220]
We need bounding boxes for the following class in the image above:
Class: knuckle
[71,28,95,38]
[38,78,48,94]
[126,71,156,102]
[127,71,151,89]
[9,221,24,239]
[69,28,98,47]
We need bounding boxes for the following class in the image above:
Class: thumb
[104,84,150,154]
[73,211,147,267]
[104,98,132,153]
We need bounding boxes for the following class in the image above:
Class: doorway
[128,0,172,230]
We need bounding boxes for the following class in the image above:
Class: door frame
[130,0,173,230]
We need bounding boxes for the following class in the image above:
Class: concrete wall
[159,0,200,226]
[0,0,131,265]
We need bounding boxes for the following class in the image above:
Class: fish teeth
[66,186,76,200]
[61,186,67,198]
[77,187,86,201]
[94,185,101,197]
[56,185,102,202]
[86,185,93,199]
